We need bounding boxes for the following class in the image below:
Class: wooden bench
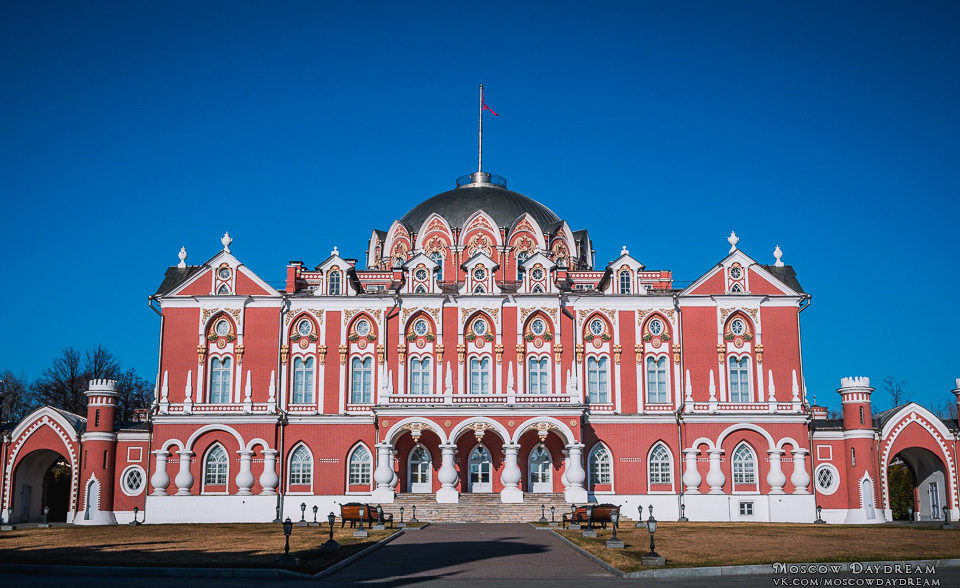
[562,504,620,529]
[339,502,394,528]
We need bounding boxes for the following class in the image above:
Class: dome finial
[727,231,739,253]
[177,246,188,268]
[773,245,784,267]
[221,231,232,253]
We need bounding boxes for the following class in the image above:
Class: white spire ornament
[177,247,188,268]
[727,231,739,253]
[331,246,339,257]
[621,245,629,256]
[221,232,232,253]
[773,245,784,267]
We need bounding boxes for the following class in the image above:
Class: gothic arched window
[348,445,372,486]
[588,444,612,487]
[732,443,757,486]
[289,445,312,486]
[204,445,229,486]
[648,443,672,485]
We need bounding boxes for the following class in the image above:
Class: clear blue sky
[2,1,957,414]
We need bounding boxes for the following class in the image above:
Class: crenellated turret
[76,379,120,525]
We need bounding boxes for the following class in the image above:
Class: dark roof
[400,184,561,231]
[155,266,205,296]
[374,230,387,241]
[759,265,804,294]
[811,418,844,431]
[52,407,87,433]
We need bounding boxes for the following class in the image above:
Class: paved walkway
[320,523,613,584]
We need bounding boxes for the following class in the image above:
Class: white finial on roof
[773,245,784,267]
[177,246,188,268]
[727,231,739,253]
[621,245,629,256]
[221,232,232,253]
[332,246,339,257]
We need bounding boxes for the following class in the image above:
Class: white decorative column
[235,449,255,496]
[790,449,811,494]
[500,443,523,503]
[766,449,786,494]
[389,448,399,491]
[437,443,460,503]
[372,443,396,502]
[564,443,588,502]
[682,449,702,494]
[706,449,725,494]
[560,449,570,489]
[150,450,170,496]
[174,450,194,496]
[259,449,279,496]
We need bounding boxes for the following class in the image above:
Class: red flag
[482,91,498,116]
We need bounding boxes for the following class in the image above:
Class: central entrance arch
[408,445,433,493]
[894,448,948,521]
[528,444,552,493]
[12,449,72,523]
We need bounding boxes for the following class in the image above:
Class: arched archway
[892,448,948,521]
[11,449,72,523]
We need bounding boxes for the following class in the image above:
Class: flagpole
[478,83,483,173]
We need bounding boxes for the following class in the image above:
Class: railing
[456,172,508,188]
[383,393,578,405]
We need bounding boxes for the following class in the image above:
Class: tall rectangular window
[209,357,232,403]
[646,356,668,403]
[351,357,373,403]
[728,356,751,403]
[470,357,490,394]
[410,357,432,394]
[293,357,315,403]
[528,357,549,394]
[587,357,609,403]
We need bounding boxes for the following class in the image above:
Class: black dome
[400,175,561,231]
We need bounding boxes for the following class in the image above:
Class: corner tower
[838,377,882,524]
[76,379,119,525]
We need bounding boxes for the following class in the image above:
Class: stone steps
[390,493,571,523]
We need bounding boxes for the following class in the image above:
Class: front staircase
[391,493,570,523]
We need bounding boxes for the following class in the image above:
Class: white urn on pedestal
[436,443,460,503]
[563,443,588,503]
[372,443,396,503]
[500,444,523,503]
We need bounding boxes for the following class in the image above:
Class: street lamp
[129,506,142,526]
[310,505,319,526]
[275,517,299,568]
[298,502,308,526]
[814,505,825,525]
[321,512,340,551]
[539,504,547,523]
[942,506,953,529]
[678,502,688,523]
[40,506,50,528]
[355,505,369,537]
[410,505,418,524]
[582,504,597,537]
[908,507,915,525]
[605,510,624,549]
[282,517,293,554]
[550,506,556,525]
[645,512,660,559]
[636,504,645,528]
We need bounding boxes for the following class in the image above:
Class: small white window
[472,318,487,336]
[527,357,550,394]
[739,502,754,515]
[217,284,230,295]
[297,320,312,337]
[415,268,428,281]
[121,466,146,496]
[209,357,232,403]
[589,319,605,336]
[410,357,432,394]
[731,319,745,335]
[414,284,427,293]
[293,357,315,403]
[328,271,341,295]
[469,357,491,394]
[816,465,838,495]
[215,320,230,337]
[728,356,751,403]
[355,319,371,337]
[218,267,231,280]
[351,357,373,403]
[531,268,544,281]
[619,270,631,294]
[531,319,546,336]
[473,267,486,280]
[649,319,663,336]
[516,251,529,280]
[646,356,668,403]
[430,252,444,281]
[730,266,742,280]
[414,319,428,336]
[587,356,609,403]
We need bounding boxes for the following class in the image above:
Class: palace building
[3,169,960,525]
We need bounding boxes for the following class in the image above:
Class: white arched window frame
[732,443,758,490]
[292,356,315,404]
[645,355,669,404]
[619,270,631,294]
[347,444,372,490]
[351,356,374,404]
[288,444,313,489]
[469,355,492,394]
[588,444,613,490]
[647,443,673,487]
[527,355,550,394]
[728,355,752,403]
[328,271,341,295]
[203,444,229,492]
[586,355,609,404]
[409,355,432,395]
[208,356,233,404]
[516,250,530,281]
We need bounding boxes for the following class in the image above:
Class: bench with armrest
[562,504,620,529]
[339,502,395,528]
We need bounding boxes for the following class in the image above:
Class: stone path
[319,523,613,584]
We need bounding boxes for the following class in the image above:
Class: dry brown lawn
[556,523,960,573]
[0,523,397,574]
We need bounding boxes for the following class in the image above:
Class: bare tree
[931,398,958,421]
[31,346,88,415]
[883,376,912,409]
[0,370,34,424]
[115,367,153,423]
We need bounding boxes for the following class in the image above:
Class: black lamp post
[321,512,340,551]
[550,506,556,524]
[908,506,915,525]
[41,506,49,527]
[129,505,142,526]
[586,504,594,530]
[815,505,825,525]
[400,506,404,523]
[310,505,319,526]
[942,506,953,529]
[410,505,418,524]
[298,502,307,526]
[605,510,624,548]
[354,505,369,537]
[539,504,547,523]
[678,502,688,522]
[645,512,659,558]
[282,517,293,555]
[636,504,645,528]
